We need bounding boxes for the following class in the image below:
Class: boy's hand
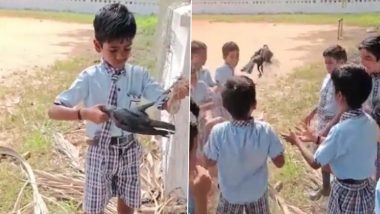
[81,105,109,124]
[170,78,189,101]
[189,166,212,200]
[303,111,315,126]
[296,123,318,143]
[281,129,301,146]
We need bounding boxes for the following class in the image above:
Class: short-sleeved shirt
[314,112,378,179]
[198,67,215,87]
[191,80,212,105]
[215,64,234,87]
[203,119,284,203]
[55,62,167,138]
[317,74,338,132]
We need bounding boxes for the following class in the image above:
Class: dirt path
[192,20,367,82]
[0,17,93,147]
[0,17,93,78]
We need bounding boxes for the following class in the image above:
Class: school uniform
[55,60,168,213]
[191,80,212,106]
[204,119,284,214]
[314,109,377,214]
[317,74,338,133]
[214,64,234,87]
[198,67,216,87]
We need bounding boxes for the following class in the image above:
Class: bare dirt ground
[0,17,93,78]
[192,20,368,82]
[0,17,93,147]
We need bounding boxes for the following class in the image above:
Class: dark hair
[222,76,256,120]
[93,3,136,44]
[371,99,380,127]
[323,45,347,63]
[331,64,372,109]
[191,40,207,56]
[190,98,199,152]
[359,35,380,61]
[222,41,239,58]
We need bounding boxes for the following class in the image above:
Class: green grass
[0,11,157,213]
[257,62,328,210]
[194,13,380,27]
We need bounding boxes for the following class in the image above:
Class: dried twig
[0,146,49,214]
[12,181,28,213]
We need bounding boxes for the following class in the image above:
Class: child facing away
[283,64,377,214]
[203,75,285,214]
[48,4,188,214]
[303,45,347,200]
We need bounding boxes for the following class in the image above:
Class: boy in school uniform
[188,98,212,214]
[303,45,347,200]
[359,35,380,180]
[203,75,285,214]
[283,64,377,214]
[191,40,216,87]
[214,41,239,87]
[48,4,188,214]
[360,35,380,111]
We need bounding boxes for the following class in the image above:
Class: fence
[192,0,380,14]
[0,0,158,15]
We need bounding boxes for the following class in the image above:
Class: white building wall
[0,0,158,15]
[193,0,380,14]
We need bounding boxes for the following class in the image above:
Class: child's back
[205,119,283,203]
[203,76,284,212]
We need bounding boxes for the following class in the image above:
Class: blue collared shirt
[215,64,234,86]
[55,62,168,138]
[204,119,284,203]
[198,67,215,87]
[314,113,377,179]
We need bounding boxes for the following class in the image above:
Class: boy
[360,35,380,111]
[214,41,239,87]
[191,40,215,87]
[283,64,377,214]
[47,4,188,214]
[303,45,347,200]
[203,75,285,213]
[360,35,380,181]
[189,98,211,214]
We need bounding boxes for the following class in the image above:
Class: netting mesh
[154,0,191,199]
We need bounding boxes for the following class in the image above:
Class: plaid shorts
[83,140,142,214]
[217,191,270,214]
[328,179,375,214]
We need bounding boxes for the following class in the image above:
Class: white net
[155,0,191,199]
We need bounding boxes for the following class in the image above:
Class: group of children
[189,35,380,214]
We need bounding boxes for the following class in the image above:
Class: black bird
[101,102,176,137]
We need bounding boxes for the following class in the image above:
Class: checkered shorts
[217,191,270,214]
[83,141,142,214]
[328,179,375,214]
